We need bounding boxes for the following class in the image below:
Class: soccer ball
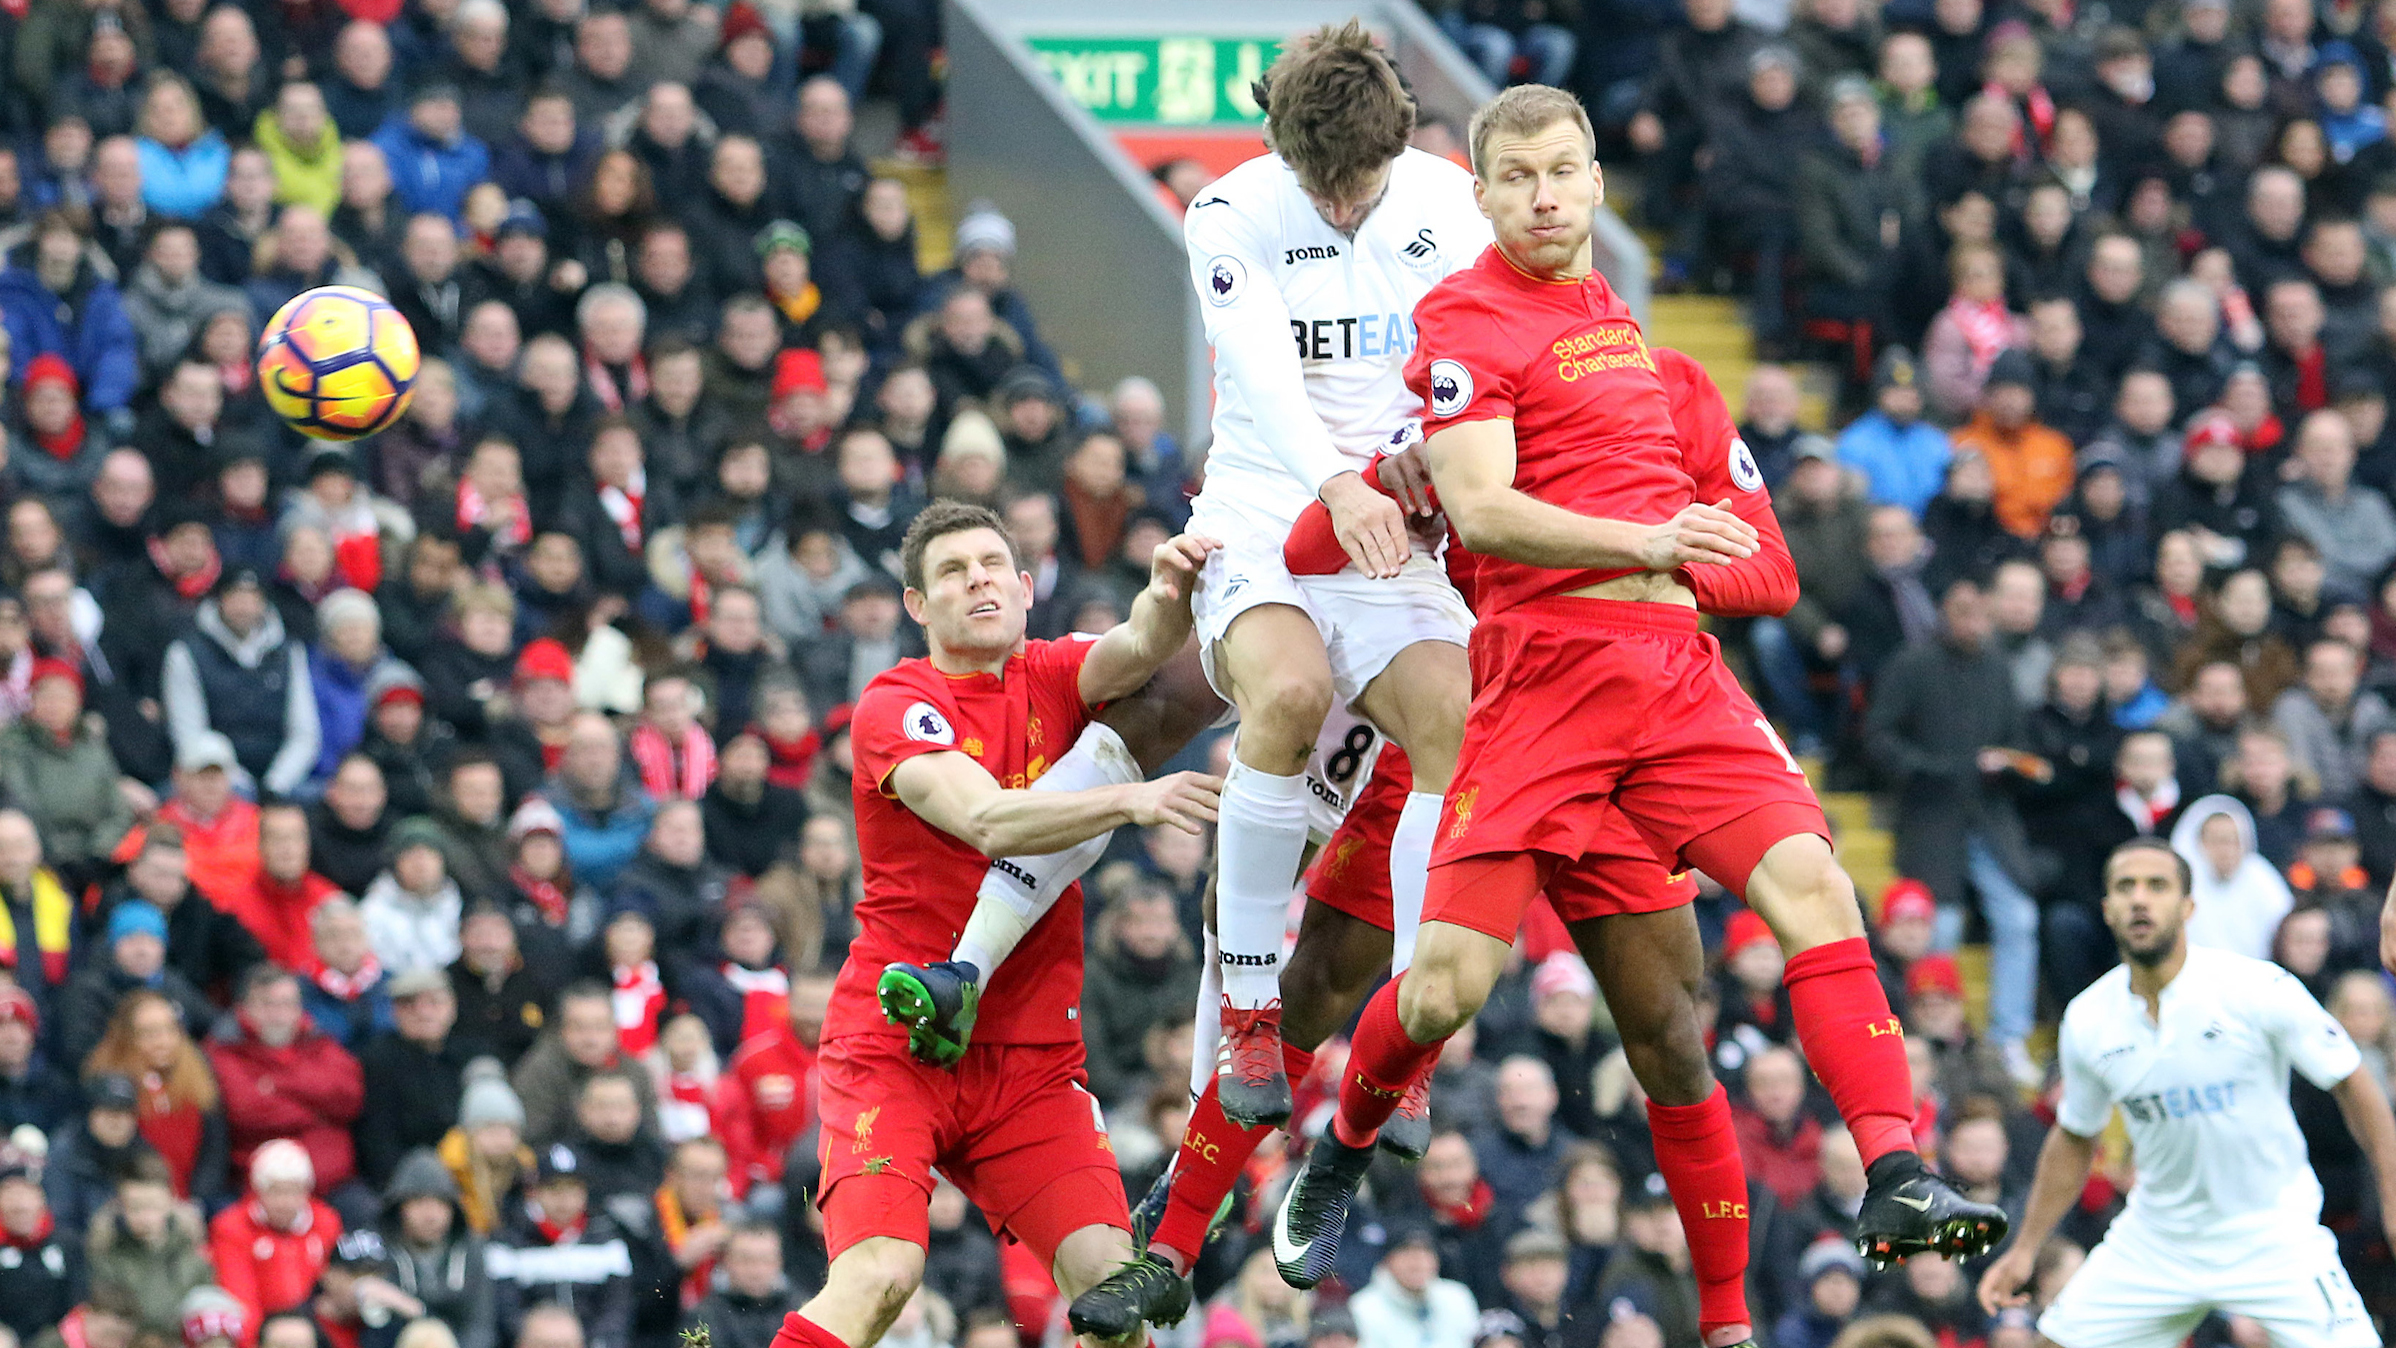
[256,286,420,441]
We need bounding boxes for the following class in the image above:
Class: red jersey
[831,635,1102,1046]
[1403,248,1697,616]
[719,1024,815,1188]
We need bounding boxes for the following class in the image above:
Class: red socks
[1647,1086,1751,1339]
[1150,1043,1316,1269]
[1332,975,1443,1149]
[772,1314,846,1348]
[1783,937,1918,1166]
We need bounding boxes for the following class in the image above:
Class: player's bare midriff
[1564,572,1697,607]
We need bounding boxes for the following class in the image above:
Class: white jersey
[2055,945,2361,1243]
[1184,147,1492,534]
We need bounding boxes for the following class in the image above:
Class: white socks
[951,722,1141,976]
[1214,760,1310,1008]
[1390,790,1441,974]
[1189,928,1223,1100]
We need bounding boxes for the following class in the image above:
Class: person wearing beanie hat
[1953,341,2078,537]
[437,1058,534,1236]
[160,550,322,797]
[1834,345,1952,517]
[13,353,107,502]
[930,197,1063,384]
[357,663,447,821]
[359,816,466,975]
[0,979,74,1139]
[56,897,217,1071]
[1773,1236,1865,1348]
[382,1146,492,1346]
[0,641,135,873]
[0,1138,72,1338]
[207,1136,341,1331]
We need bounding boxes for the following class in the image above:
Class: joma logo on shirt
[1552,325,1655,382]
[1285,245,1339,263]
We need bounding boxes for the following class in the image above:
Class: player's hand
[1127,771,1223,835]
[1323,471,1410,578]
[1147,532,1221,605]
[1974,1242,2036,1316]
[1637,500,1756,570]
[1377,444,1439,516]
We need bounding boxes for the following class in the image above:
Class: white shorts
[2040,1218,2376,1348]
[1189,521,1475,710]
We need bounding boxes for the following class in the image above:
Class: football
[256,285,420,441]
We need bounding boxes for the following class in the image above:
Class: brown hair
[1258,21,1415,200]
[900,499,1016,592]
[84,989,220,1112]
[1467,84,1596,179]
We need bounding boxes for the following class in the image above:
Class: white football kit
[2041,946,2376,1348]
[1183,146,1487,707]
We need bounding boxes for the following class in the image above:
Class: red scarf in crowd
[629,722,717,800]
[613,960,665,1055]
[533,1208,587,1245]
[597,469,648,551]
[2,1210,54,1249]
[658,1068,714,1142]
[721,962,789,1045]
[1947,296,2018,378]
[148,537,223,601]
[458,480,532,546]
[312,954,384,1001]
[34,409,85,461]
[512,866,571,926]
[1426,1176,1498,1232]
[755,723,821,790]
[585,351,651,412]
[685,564,714,627]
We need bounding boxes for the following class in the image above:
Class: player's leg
[1563,867,1753,1348]
[2032,1231,2212,1348]
[775,1237,926,1348]
[1050,1223,1156,1347]
[1350,638,1469,977]
[1275,865,1535,1290]
[2209,1223,2378,1348]
[1208,602,1340,1126]
[880,640,1221,1064]
[774,1042,946,1348]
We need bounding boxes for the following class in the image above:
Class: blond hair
[1259,20,1415,200]
[1468,84,1597,179]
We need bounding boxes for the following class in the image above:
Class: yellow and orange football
[256,285,420,442]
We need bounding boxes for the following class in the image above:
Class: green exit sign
[1027,35,1286,125]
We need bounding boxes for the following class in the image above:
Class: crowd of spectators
[0,2,2391,1348]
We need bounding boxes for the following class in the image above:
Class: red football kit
[1400,248,1825,940]
[815,636,1129,1262]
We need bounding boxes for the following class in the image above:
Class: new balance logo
[1222,952,1278,968]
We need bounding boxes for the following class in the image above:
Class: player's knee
[1236,668,1334,756]
[1753,838,1864,945]
[1619,1008,1715,1107]
[1396,966,1483,1042]
[834,1239,924,1322]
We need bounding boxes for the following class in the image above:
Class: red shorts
[813,1036,1131,1265]
[1429,598,1824,928]
[1309,743,1699,938]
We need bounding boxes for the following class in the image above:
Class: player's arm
[1187,201,1408,576]
[1979,1016,2108,1313]
[1425,417,1759,571]
[2331,1066,2396,1245]
[888,750,1220,858]
[1659,348,1798,617]
[1078,532,1220,705]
